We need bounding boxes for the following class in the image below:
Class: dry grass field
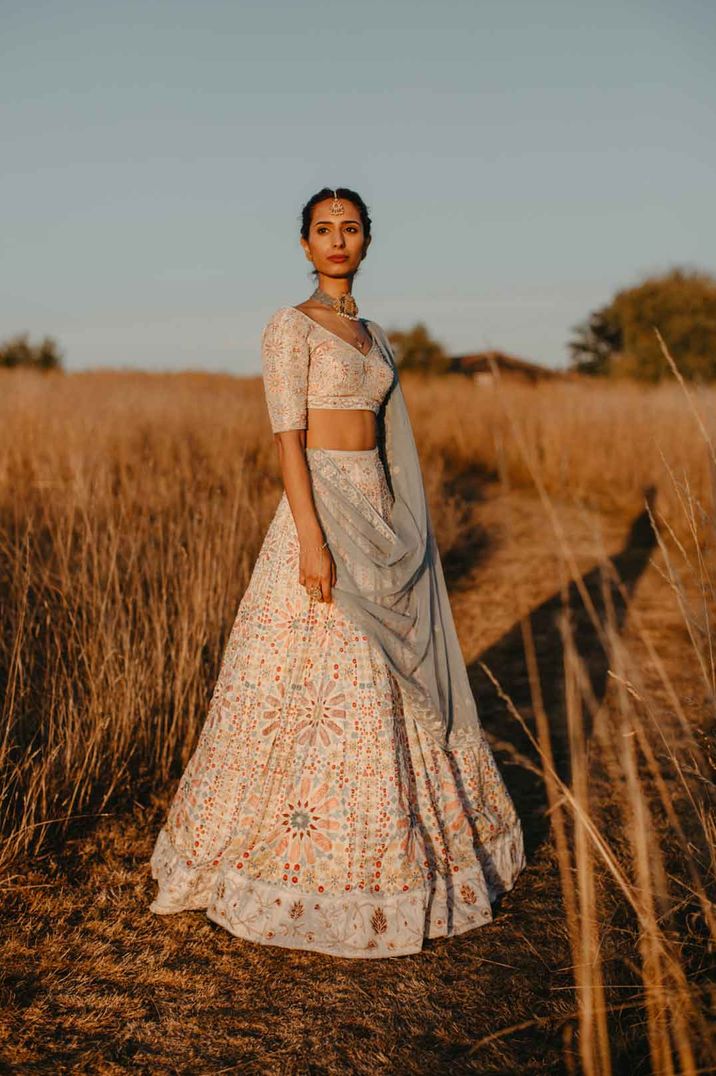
[0,356,714,1074]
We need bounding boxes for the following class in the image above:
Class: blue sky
[1,0,714,373]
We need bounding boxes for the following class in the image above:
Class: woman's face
[300,197,370,278]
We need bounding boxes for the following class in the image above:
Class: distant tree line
[4,266,712,383]
[388,266,716,384]
[0,333,64,370]
[568,266,716,382]
[386,323,450,374]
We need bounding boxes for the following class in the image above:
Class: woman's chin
[318,265,356,278]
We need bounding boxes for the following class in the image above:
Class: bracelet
[302,539,328,552]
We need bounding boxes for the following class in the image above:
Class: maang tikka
[329,189,345,216]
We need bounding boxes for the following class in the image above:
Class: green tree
[0,333,64,371]
[386,322,450,374]
[568,267,716,382]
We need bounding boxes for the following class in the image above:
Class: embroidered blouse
[261,306,395,434]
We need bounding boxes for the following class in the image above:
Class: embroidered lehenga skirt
[149,445,525,958]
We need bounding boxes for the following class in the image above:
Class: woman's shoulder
[262,305,311,339]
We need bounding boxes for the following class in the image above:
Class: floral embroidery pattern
[293,677,346,747]
[260,307,395,434]
[289,900,304,920]
[371,908,388,935]
[149,337,526,958]
[259,775,341,866]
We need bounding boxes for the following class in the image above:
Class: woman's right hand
[299,540,336,604]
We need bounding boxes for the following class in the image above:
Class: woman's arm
[261,309,336,602]
[273,428,335,600]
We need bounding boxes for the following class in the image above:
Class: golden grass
[474,340,715,1075]
[0,359,713,1072]
[410,370,716,532]
[0,369,277,865]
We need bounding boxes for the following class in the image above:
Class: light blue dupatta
[305,321,485,753]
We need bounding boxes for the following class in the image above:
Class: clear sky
[1,0,714,373]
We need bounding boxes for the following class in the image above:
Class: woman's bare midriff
[305,408,377,450]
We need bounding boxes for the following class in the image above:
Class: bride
[148,186,526,958]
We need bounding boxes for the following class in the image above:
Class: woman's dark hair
[300,187,372,242]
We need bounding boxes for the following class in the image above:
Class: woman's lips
[327,255,349,262]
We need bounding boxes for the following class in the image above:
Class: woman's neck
[315,273,355,300]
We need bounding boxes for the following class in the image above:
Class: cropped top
[261,306,396,434]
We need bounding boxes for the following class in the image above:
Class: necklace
[308,286,371,354]
[310,286,359,321]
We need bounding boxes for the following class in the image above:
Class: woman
[149,187,526,958]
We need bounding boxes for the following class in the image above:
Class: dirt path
[0,483,700,1074]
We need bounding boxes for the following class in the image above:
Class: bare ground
[0,480,709,1075]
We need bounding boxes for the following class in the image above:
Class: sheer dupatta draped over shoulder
[305,320,484,753]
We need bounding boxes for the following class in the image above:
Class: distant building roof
[449,350,572,382]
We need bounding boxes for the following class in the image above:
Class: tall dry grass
[468,340,715,1074]
[0,357,714,1070]
[411,371,716,537]
[0,369,278,866]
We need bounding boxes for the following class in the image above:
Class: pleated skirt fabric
[149,446,526,958]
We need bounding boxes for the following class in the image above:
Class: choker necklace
[310,286,359,321]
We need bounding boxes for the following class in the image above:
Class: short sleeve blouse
[261,305,395,435]
[261,307,311,434]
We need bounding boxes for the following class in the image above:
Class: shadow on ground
[469,486,658,863]
[440,462,495,590]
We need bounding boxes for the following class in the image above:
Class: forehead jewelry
[329,189,345,216]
